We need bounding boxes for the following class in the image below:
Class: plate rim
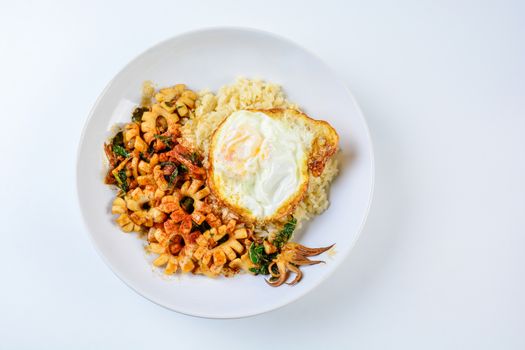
[76,26,375,319]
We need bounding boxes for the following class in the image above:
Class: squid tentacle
[294,244,334,256]
[286,263,303,286]
[265,242,334,287]
[292,258,324,266]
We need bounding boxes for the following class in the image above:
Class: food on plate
[103,78,339,286]
[208,109,338,222]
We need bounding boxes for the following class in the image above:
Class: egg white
[209,110,311,221]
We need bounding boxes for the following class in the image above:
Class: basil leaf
[154,134,173,147]
[112,144,129,158]
[249,242,264,264]
[273,217,297,249]
[147,143,155,157]
[131,107,148,123]
[249,265,269,275]
[216,234,229,245]
[114,169,128,192]
[139,152,149,162]
[249,243,259,264]
[192,220,211,233]
[188,152,202,166]
[248,241,277,275]
[111,131,124,147]
[179,196,194,213]
[168,167,178,188]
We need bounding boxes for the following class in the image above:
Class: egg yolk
[218,124,266,176]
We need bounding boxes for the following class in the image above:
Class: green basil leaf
[131,107,148,123]
[249,242,260,264]
[216,234,229,245]
[168,167,178,187]
[139,152,149,162]
[112,144,129,158]
[114,169,128,192]
[179,196,194,213]
[112,131,124,147]
[273,217,297,249]
[154,134,173,147]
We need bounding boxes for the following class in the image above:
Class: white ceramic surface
[76,27,374,318]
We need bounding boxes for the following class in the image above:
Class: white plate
[77,27,374,318]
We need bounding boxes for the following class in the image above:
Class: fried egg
[208,109,338,222]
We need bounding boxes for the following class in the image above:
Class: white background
[1,0,524,348]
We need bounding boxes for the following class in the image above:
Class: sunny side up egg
[208,109,339,223]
